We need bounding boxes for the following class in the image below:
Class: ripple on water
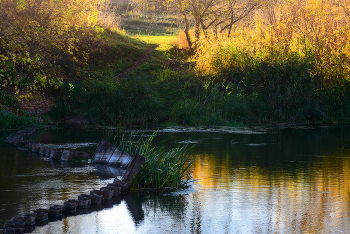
[41,142,97,150]
[178,141,200,144]
[158,126,268,134]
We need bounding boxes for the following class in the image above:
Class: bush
[0,110,43,130]
[0,0,106,94]
[194,0,350,122]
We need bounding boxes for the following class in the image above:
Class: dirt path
[115,45,158,79]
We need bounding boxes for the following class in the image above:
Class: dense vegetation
[0,110,43,129]
[1,0,350,129]
[195,0,350,122]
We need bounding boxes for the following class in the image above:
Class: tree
[137,0,261,52]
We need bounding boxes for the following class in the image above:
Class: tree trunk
[177,0,193,53]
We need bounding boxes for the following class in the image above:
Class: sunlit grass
[132,35,179,51]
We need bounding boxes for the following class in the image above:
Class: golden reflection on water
[191,150,350,233]
[4,127,350,233]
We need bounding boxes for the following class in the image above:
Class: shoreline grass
[0,110,44,130]
[116,133,195,191]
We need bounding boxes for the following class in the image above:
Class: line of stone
[3,178,128,234]
[3,130,146,234]
[5,128,89,162]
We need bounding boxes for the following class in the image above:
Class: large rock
[17,128,36,137]
[5,133,24,146]
[5,128,36,147]
[49,150,62,160]
[31,143,41,153]
[102,185,121,197]
[3,219,25,234]
[49,205,64,217]
[77,198,91,209]
[79,193,102,205]
[45,148,52,157]
[33,208,49,221]
[21,214,36,226]
[112,179,128,193]
[63,199,78,213]
[60,150,89,162]
[39,146,49,155]
[90,189,113,201]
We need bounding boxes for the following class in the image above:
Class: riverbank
[2,0,350,129]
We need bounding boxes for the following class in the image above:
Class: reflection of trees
[190,193,202,233]
[135,192,188,220]
[156,126,350,172]
[153,127,350,232]
[191,143,350,232]
[3,126,350,231]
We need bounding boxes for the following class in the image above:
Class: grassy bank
[0,111,43,130]
[2,0,350,128]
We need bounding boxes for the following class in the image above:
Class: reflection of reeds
[117,133,195,190]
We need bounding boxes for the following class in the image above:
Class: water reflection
[3,125,350,233]
[94,165,126,180]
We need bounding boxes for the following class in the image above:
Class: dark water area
[1,125,350,233]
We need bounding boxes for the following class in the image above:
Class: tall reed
[116,133,195,191]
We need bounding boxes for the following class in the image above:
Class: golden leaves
[0,0,108,93]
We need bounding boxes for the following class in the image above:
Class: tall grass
[0,110,43,130]
[77,77,166,127]
[116,133,195,191]
[194,0,350,122]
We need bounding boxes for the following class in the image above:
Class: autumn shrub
[0,0,106,96]
[195,0,350,122]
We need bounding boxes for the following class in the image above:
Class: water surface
[1,125,350,233]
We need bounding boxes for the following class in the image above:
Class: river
[1,124,350,233]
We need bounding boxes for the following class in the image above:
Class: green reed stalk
[116,132,195,191]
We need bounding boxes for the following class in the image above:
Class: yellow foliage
[0,0,108,93]
[196,0,350,80]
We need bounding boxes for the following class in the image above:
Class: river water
[1,125,350,233]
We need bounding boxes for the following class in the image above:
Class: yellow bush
[196,0,350,82]
[0,0,107,93]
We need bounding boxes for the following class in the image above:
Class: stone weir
[5,128,89,162]
[3,129,145,234]
[91,138,134,168]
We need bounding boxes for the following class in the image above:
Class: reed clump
[117,134,195,191]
